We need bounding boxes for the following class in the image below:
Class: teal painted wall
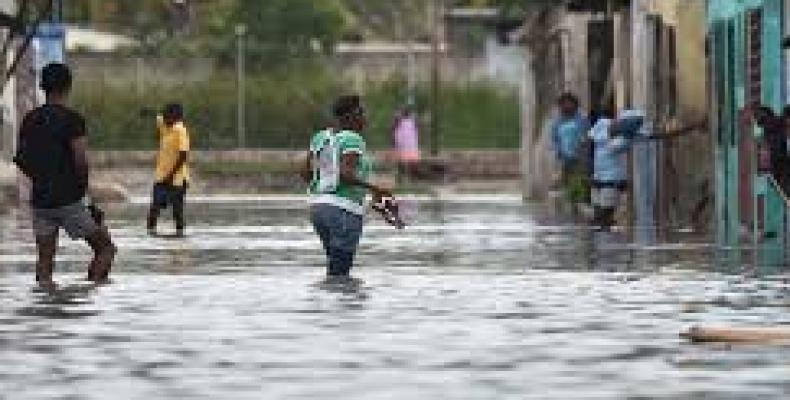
[708,0,786,257]
[708,0,767,22]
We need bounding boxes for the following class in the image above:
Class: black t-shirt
[762,116,788,178]
[15,104,87,209]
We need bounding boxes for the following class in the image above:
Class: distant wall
[90,149,522,178]
[69,46,524,90]
[69,54,216,87]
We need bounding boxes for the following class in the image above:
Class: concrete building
[330,7,526,89]
[516,0,710,238]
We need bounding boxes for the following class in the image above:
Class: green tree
[228,0,348,68]
[341,0,431,41]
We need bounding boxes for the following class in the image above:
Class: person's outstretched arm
[156,114,165,133]
[645,120,708,140]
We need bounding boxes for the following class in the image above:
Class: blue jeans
[310,204,363,276]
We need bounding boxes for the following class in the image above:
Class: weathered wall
[518,1,713,231]
[90,149,522,179]
[650,0,711,230]
[522,7,595,199]
[0,0,15,162]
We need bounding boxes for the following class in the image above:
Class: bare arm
[300,151,313,183]
[162,151,188,184]
[12,153,32,178]
[71,136,90,192]
[13,136,32,178]
[339,153,391,198]
[13,116,32,178]
[646,120,708,140]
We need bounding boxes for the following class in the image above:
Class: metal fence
[69,48,524,151]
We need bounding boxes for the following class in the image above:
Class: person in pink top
[391,105,421,179]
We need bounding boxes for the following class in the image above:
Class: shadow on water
[15,282,101,319]
[312,276,370,307]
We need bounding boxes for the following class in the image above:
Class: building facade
[518,0,710,236]
[0,0,16,163]
[518,0,790,258]
[708,0,787,263]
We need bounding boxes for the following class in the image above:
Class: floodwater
[1,195,790,400]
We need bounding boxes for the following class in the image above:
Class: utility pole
[430,0,442,156]
[52,0,63,22]
[394,7,416,106]
[235,23,247,149]
[407,37,416,106]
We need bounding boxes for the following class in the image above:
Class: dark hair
[40,63,72,95]
[783,105,790,119]
[333,95,363,118]
[163,103,184,120]
[557,92,579,107]
[589,106,615,125]
[588,109,602,126]
[757,105,775,117]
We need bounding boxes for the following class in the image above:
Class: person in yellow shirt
[147,103,190,237]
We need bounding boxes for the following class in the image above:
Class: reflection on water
[16,283,101,319]
[1,196,790,399]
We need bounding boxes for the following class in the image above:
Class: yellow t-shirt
[155,116,191,186]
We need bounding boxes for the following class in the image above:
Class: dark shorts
[151,183,187,209]
[591,180,628,208]
[33,202,100,240]
[592,180,628,191]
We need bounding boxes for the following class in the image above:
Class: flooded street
[1,196,790,399]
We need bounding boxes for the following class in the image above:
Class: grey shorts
[592,187,623,208]
[33,202,100,240]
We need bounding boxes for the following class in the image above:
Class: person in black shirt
[13,63,116,286]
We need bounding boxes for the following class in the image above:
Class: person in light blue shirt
[551,93,589,202]
[589,109,644,230]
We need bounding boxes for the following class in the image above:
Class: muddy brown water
[1,195,789,399]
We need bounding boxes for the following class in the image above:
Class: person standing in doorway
[13,63,116,286]
[551,93,589,203]
[302,95,392,277]
[755,105,789,192]
[147,103,191,237]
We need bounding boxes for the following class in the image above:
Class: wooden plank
[682,326,790,344]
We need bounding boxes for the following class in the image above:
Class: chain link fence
[70,45,524,151]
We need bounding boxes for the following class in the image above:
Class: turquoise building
[708,0,786,262]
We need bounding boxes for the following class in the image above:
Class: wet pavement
[1,195,790,399]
